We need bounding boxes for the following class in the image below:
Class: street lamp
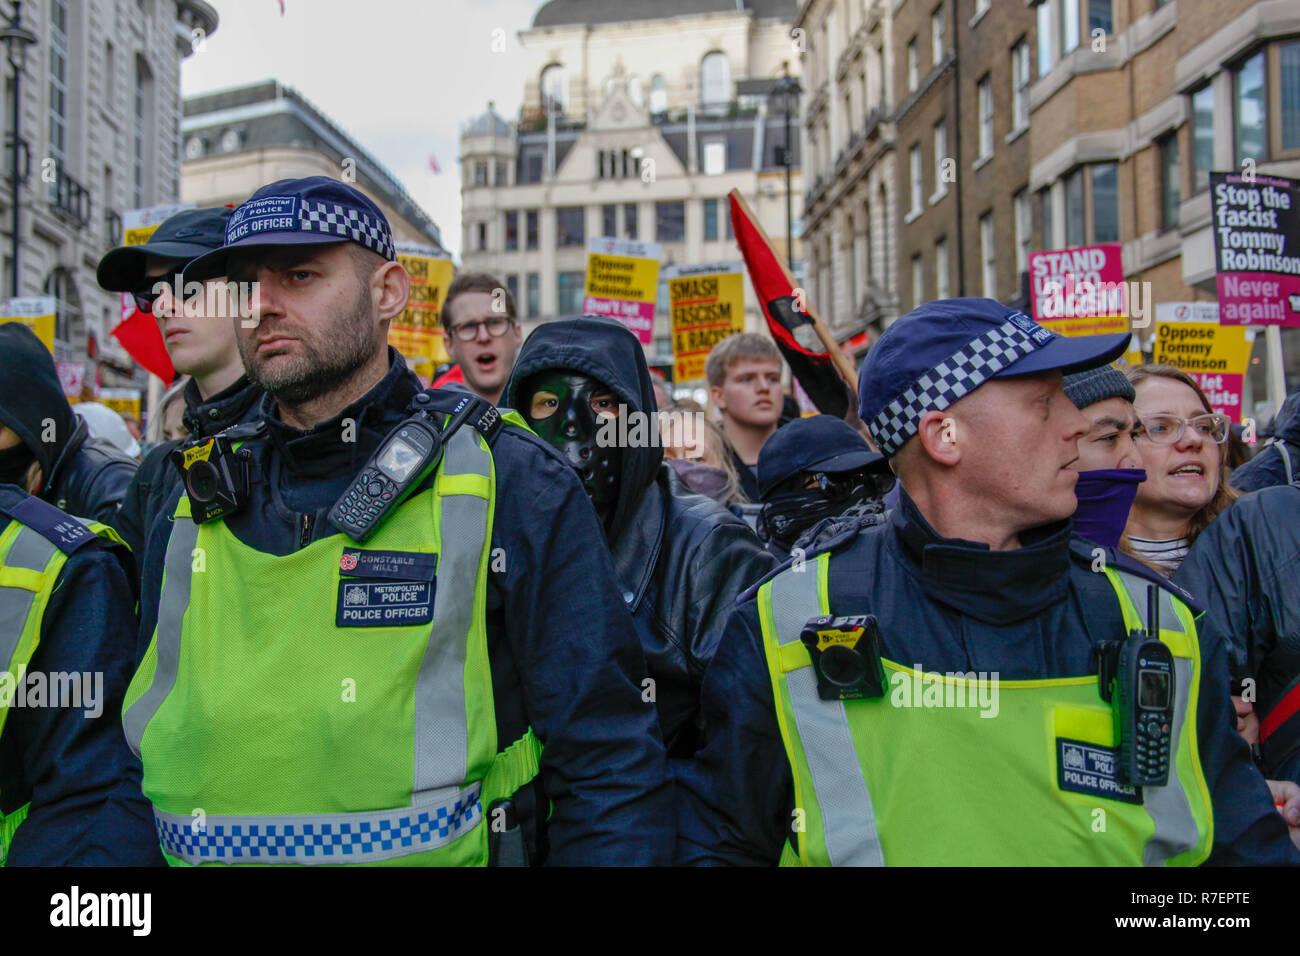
[0,1,36,299]
[769,63,802,273]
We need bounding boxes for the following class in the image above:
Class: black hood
[0,322,78,478]
[1267,387,1300,444]
[505,316,662,543]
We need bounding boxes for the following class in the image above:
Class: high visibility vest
[0,503,123,866]
[758,551,1214,866]
[123,416,541,866]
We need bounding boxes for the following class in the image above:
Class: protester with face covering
[755,414,894,557]
[1231,386,1300,491]
[0,324,137,524]
[506,316,777,756]
[1062,365,1146,549]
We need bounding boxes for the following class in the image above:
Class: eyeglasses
[1137,412,1231,445]
[802,469,896,501]
[449,316,513,342]
[132,287,163,314]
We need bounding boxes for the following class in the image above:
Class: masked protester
[1062,365,1146,549]
[755,414,894,557]
[0,324,137,524]
[505,316,777,756]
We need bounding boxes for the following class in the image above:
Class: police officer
[0,485,161,865]
[676,298,1299,865]
[123,178,671,866]
[97,206,263,578]
[754,414,894,557]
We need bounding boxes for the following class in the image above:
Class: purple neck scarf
[1073,468,1146,548]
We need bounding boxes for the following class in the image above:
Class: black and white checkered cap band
[299,200,395,260]
[869,320,1043,457]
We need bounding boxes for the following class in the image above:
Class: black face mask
[0,441,36,489]
[758,468,893,552]
[520,372,623,507]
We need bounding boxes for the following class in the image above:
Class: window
[624,203,638,239]
[505,211,518,251]
[909,144,923,214]
[477,222,488,252]
[526,210,539,250]
[1088,0,1112,35]
[931,6,945,65]
[907,38,919,92]
[876,46,886,108]
[704,199,720,240]
[541,64,568,113]
[603,76,618,101]
[649,74,667,114]
[1090,162,1118,243]
[505,275,519,306]
[556,207,585,247]
[701,51,731,106]
[49,0,68,192]
[602,205,616,238]
[526,274,540,318]
[1158,134,1180,230]
[1014,189,1031,276]
[1234,52,1266,165]
[935,238,950,299]
[656,202,685,242]
[474,161,488,186]
[1039,186,1055,250]
[1037,2,1053,77]
[977,75,993,160]
[134,57,152,208]
[979,213,996,298]
[557,272,585,314]
[628,76,643,107]
[521,151,544,184]
[1283,42,1300,151]
[495,161,508,186]
[911,254,924,307]
[1011,41,1030,130]
[932,121,947,199]
[703,140,726,175]
[1191,84,1214,193]
[105,41,115,105]
[1065,168,1084,246]
[1061,0,1080,56]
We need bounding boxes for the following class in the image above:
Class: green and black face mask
[519,371,623,507]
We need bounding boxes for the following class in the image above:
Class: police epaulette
[211,419,269,442]
[0,493,102,554]
[413,389,505,447]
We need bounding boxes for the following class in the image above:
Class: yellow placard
[392,252,453,367]
[585,254,660,305]
[1152,322,1252,375]
[0,314,56,352]
[124,226,160,247]
[667,267,746,382]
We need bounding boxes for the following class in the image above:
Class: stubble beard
[241,282,378,406]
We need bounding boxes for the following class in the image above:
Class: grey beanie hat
[1063,364,1136,409]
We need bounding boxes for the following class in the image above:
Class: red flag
[111,306,175,381]
[728,190,850,418]
[276,0,286,15]
[432,362,464,389]
[428,153,441,175]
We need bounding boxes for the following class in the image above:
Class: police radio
[329,391,495,543]
[800,614,886,701]
[171,422,263,523]
[1096,585,1175,787]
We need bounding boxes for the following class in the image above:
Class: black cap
[757,414,885,500]
[96,207,234,292]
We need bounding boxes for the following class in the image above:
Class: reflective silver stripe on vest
[1113,571,1201,867]
[413,425,491,802]
[770,568,886,867]
[0,527,60,677]
[152,781,482,865]
[123,516,199,757]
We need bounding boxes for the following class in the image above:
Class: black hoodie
[505,317,776,754]
[0,323,136,523]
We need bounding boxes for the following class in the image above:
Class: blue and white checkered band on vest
[299,200,396,260]
[870,315,1057,457]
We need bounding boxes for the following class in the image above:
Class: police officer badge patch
[1056,738,1142,804]
[336,547,438,627]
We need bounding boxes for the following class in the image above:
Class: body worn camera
[1095,585,1175,787]
[171,432,255,523]
[800,614,886,701]
[329,391,491,543]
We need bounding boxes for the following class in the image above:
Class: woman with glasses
[1123,364,1237,576]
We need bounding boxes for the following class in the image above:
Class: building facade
[181,80,445,251]
[1,0,217,386]
[459,0,804,375]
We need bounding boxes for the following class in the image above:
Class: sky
[182,0,547,261]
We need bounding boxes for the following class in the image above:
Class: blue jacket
[0,486,163,865]
[1230,388,1300,492]
[134,351,672,865]
[675,490,1300,865]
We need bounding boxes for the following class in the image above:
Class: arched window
[540,63,567,114]
[43,267,81,347]
[627,75,643,107]
[603,76,617,101]
[649,74,667,113]
[700,51,731,107]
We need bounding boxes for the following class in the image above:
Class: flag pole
[729,188,858,397]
